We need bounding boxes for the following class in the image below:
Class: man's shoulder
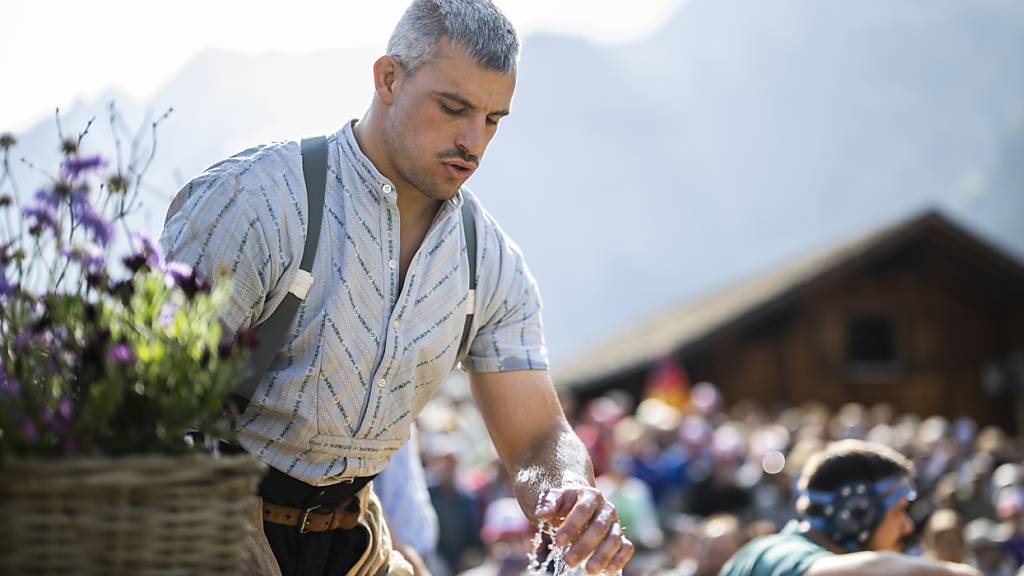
[199,139,301,187]
[165,139,303,226]
[720,527,832,576]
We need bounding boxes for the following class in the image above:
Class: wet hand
[535,486,634,574]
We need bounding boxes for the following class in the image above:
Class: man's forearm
[468,369,634,572]
[810,551,981,576]
[508,421,594,521]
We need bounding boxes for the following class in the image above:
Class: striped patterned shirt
[161,121,548,486]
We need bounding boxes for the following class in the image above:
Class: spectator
[720,439,980,576]
[964,518,1014,576]
[688,426,751,517]
[427,438,482,575]
[458,498,532,576]
[597,450,664,550]
[657,516,701,575]
[412,374,1024,576]
[693,514,744,576]
[924,509,967,564]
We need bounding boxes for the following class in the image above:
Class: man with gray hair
[160,1,634,575]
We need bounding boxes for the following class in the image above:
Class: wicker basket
[0,454,266,576]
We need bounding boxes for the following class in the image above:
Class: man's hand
[468,369,634,573]
[535,485,634,574]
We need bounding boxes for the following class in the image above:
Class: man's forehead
[416,41,516,107]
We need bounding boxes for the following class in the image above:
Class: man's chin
[420,183,461,202]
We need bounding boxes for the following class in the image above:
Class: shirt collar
[335,120,394,200]
[334,120,465,211]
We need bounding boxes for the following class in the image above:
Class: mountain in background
[9,0,1024,366]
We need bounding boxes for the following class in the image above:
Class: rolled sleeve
[463,210,549,373]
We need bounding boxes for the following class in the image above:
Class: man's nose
[456,118,487,158]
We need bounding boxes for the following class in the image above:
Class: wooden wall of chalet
[682,236,1024,431]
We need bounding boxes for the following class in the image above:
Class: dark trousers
[262,519,368,576]
[219,439,375,576]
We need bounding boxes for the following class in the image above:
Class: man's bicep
[803,552,891,576]
[806,552,980,576]
[803,555,862,576]
[468,369,566,465]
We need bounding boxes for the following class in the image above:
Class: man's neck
[351,114,444,227]
[805,528,852,554]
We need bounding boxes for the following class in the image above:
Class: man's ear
[373,55,403,105]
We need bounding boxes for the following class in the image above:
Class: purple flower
[32,187,60,208]
[23,204,59,235]
[164,261,210,299]
[62,154,107,180]
[43,399,73,438]
[137,234,164,270]
[0,241,14,264]
[124,233,164,273]
[60,242,105,275]
[70,194,113,246]
[14,332,31,352]
[158,301,179,327]
[0,370,20,396]
[0,267,14,297]
[108,343,134,365]
[164,261,193,287]
[58,398,73,420]
[20,418,38,443]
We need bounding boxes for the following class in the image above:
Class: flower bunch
[0,112,254,457]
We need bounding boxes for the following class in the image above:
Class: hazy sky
[1,0,684,133]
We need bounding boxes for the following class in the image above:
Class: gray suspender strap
[231,136,478,408]
[232,136,328,405]
[457,199,477,362]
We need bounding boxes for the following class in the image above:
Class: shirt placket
[352,188,460,441]
[352,181,401,439]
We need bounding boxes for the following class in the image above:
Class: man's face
[383,39,516,201]
[867,496,914,552]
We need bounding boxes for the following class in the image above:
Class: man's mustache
[438,148,479,167]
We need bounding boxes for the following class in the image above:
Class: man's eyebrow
[434,91,510,117]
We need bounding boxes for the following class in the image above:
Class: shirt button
[382,184,393,194]
[378,378,387,387]
[388,259,397,269]
[392,320,400,330]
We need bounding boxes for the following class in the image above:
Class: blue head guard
[800,476,916,551]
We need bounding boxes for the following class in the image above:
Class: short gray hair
[386,0,519,75]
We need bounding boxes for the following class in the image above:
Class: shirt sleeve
[462,206,549,373]
[757,541,831,576]
[720,534,833,576]
[159,169,278,335]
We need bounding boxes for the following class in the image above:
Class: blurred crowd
[397,371,1024,576]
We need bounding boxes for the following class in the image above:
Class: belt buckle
[298,505,322,534]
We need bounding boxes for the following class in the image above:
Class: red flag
[644,356,690,409]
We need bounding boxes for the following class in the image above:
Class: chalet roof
[553,210,1024,389]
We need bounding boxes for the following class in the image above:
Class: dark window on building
[845,315,900,381]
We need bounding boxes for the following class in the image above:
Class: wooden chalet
[554,211,1024,431]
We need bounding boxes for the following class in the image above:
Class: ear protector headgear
[800,476,916,551]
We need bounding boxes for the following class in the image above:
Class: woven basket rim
[0,452,266,492]
[0,452,263,575]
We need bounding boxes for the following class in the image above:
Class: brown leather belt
[262,497,362,533]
